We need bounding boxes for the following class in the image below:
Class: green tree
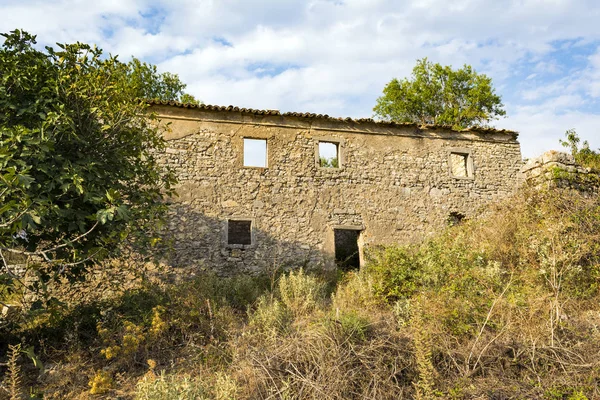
[125,57,201,104]
[0,30,176,290]
[373,58,506,129]
[319,156,339,168]
[560,129,600,171]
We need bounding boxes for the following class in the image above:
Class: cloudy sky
[1,0,599,158]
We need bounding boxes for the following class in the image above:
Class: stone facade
[152,101,523,275]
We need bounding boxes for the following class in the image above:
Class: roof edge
[147,99,519,137]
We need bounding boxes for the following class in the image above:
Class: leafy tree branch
[0,30,179,292]
[373,58,506,129]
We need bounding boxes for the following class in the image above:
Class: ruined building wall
[152,103,522,275]
[521,150,599,193]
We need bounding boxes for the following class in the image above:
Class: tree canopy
[0,30,177,289]
[125,57,201,104]
[560,129,600,171]
[373,58,506,129]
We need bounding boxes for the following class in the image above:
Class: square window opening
[319,141,339,168]
[243,138,267,168]
[450,152,471,178]
[227,220,252,245]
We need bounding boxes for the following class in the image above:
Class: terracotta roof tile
[147,99,518,137]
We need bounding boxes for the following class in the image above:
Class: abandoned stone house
[151,100,523,275]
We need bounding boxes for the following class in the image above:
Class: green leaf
[22,346,45,374]
[31,212,41,225]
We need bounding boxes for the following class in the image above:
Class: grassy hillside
[1,185,600,399]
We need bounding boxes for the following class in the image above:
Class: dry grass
[2,186,600,399]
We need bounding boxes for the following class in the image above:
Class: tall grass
[2,186,600,399]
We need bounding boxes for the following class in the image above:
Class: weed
[4,344,23,400]
[135,371,208,400]
[88,370,113,395]
[278,268,326,317]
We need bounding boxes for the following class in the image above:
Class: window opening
[228,220,252,245]
[319,141,339,168]
[450,152,470,178]
[244,138,267,168]
[447,212,466,226]
[334,229,361,271]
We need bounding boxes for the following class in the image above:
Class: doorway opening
[334,228,361,271]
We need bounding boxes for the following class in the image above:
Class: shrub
[329,309,373,342]
[172,273,271,311]
[135,371,208,400]
[331,271,381,312]
[278,268,326,317]
[248,295,292,336]
[97,318,146,364]
[88,370,113,395]
[366,247,421,301]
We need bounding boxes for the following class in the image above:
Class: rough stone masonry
[151,101,523,275]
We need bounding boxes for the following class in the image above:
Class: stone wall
[521,150,600,193]
[152,103,523,275]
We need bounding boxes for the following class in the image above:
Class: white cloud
[499,107,600,158]
[586,47,600,97]
[534,60,561,75]
[106,27,194,60]
[0,0,145,45]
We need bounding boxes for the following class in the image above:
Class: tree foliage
[125,57,201,105]
[560,129,600,171]
[373,58,506,129]
[319,156,339,168]
[0,30,176,287]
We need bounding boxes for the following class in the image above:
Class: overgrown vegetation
[2,184,599,399]
[0,30,180,308]
[561,129,600,171]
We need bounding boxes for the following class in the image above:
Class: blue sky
[1,0,599,158]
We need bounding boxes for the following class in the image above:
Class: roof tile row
[147,99,518,136]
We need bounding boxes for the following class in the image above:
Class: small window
[319,141,339,168]
[227,220,252,245]
[243,138,267,168]
[447,212,466,226]
[450,152,472,178]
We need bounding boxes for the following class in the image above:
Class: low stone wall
[521,150,599,193]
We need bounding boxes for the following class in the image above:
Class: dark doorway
[334,229,361,271]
